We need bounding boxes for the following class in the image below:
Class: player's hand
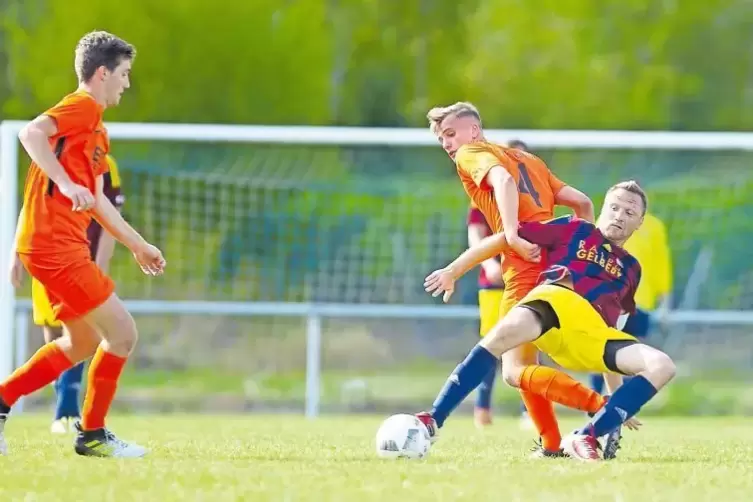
[132,243,166,276]
[58,181,96,212]
[8,253,24,288]
[424,267,456,303]
[624,416,642,431]
[508,235,541,262]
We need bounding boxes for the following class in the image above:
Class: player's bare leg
[562,342,676,461]
[0,316,100,455]
[72,293,147,458]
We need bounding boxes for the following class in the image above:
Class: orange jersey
[16,91,111,256]
[455,142,566,290]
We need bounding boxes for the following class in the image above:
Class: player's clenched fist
[132,243,166,276]
[58,181,96,212]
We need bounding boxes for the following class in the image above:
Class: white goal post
[2,119,753,417]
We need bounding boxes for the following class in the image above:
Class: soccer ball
[375,414,432,459]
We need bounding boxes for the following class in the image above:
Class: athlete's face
[598,188,645,244]
[436,114,482,161]
[102,58,132,107]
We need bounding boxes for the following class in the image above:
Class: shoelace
[104,429,130,449]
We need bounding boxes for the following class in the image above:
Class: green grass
[2,414,753,501]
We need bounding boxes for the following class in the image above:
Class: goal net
[1,122,752,415]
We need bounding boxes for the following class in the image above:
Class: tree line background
[1,0,752,130]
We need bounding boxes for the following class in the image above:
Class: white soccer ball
[375,414,432,460]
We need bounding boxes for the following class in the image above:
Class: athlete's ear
[471,123,480,140]
[94,65,108,82]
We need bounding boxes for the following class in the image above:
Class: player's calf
[564,342,676,460]
[77,294,138,436]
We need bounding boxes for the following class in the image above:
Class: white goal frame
[3,119,753,417]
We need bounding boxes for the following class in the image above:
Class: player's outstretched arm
[468,222,502,285]
[424,233,507,302]
[555,185,595,222]
[92,177,165,276]
[18,116,95,211]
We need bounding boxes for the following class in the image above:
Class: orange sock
[0,342,73,407]
[519,365,605,414]
[81,348,127,431]
[520,390,562,451]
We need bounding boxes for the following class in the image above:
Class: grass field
[2,414,752,501]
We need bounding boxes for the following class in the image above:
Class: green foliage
[2,0,752,129]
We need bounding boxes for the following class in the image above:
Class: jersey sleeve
[44,94,100,137]
[548,170,567,195]
[518,215,575,248]
[455,144,503,189]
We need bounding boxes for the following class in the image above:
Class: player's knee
[650,351,676,380]
[501,367,522,389]
[56,333,98,363]
[102,312,139,355]
[645,350,676,387]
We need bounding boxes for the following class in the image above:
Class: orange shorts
[19,252,115,323]
[499,278,540,317]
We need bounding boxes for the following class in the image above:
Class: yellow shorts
[518,284,637,373]
[31,278,62,328]
[478,289,504,336]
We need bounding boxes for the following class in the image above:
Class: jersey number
[517,163,542,207]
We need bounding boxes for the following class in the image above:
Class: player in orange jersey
[419,102,601,457]
[1,31,164,458]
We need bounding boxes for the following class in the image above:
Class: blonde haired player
[28,154,125,434]
[419,102,603,457]
[423,181,677,461]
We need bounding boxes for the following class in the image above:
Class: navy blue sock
[432,345,497,427]
[581,375,657,437]
[589,373,605,394]
[54,362,85,419]
[475,365,496,410]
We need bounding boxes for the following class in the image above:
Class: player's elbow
[556,187,593,216]
[18,123,44,146]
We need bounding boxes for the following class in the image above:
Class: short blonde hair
[607,180,648,215]
[426,102,481,134]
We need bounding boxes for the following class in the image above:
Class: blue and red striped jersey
[518,215,642,327]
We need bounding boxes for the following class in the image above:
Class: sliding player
[422,181,676,461]
[426,102,599,457]
[25,154,124,434]
[2,31,164,458]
